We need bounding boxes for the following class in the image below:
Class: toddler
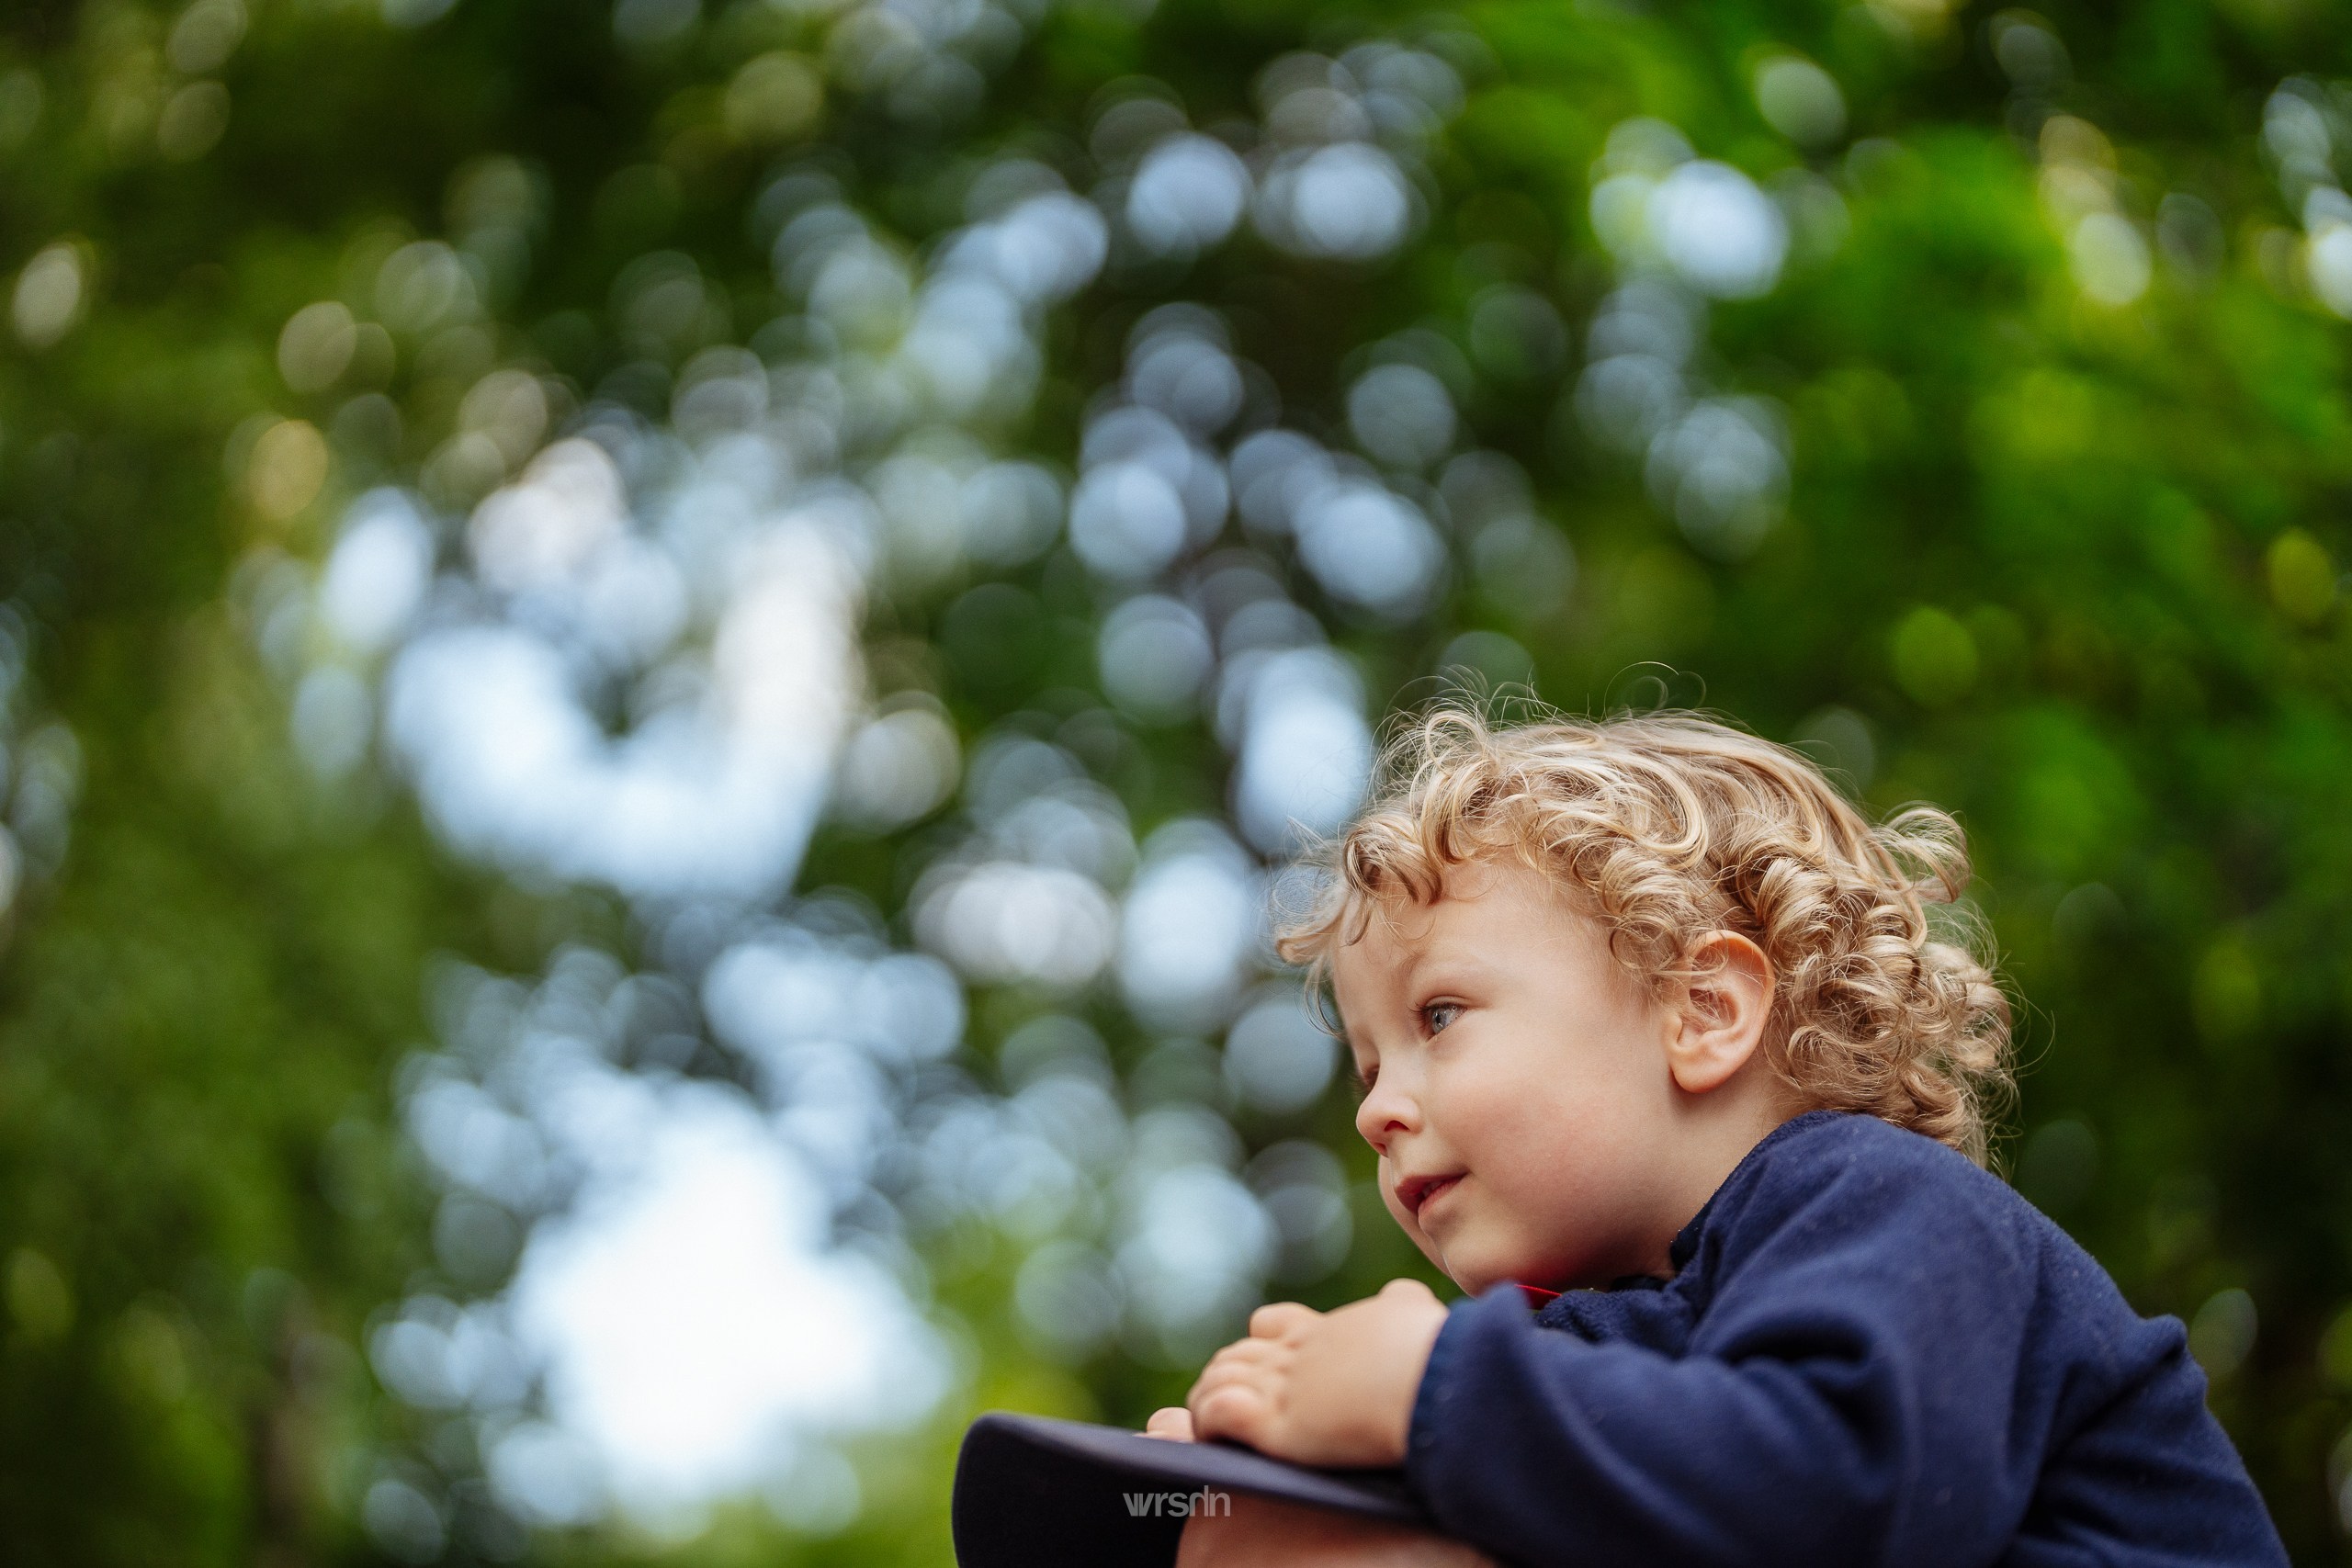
[1148,708,2285,1567]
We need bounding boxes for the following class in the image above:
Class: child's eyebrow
[1400,941,1488,986]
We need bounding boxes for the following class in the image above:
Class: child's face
[1333,858,1734,1293]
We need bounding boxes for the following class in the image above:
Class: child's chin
[1440,1240,1568,1297]
[1433,1248,1517,1297]
[1425,1216,1560,1293]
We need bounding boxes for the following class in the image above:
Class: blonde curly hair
[1275,705,2014,1165]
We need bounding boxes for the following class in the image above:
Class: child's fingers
[1249,1301,1319,1339]
[1190,1381,1273,1447]
[1144,1406,1195,1441]
[1188,1348,1279,1408]
[1204,1336,1286,1371]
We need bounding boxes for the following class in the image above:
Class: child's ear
[1664,932,1775,1094]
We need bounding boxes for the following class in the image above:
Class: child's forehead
[1336,860,1533,968]
[1330,857,1584,970]
[1332,883,1447,959]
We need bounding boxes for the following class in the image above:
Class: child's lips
[1398,1172,1463,1220]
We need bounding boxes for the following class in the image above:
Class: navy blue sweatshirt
[1404,1111,2286,1568]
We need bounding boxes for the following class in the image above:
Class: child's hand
[1183,1279,1450,1467]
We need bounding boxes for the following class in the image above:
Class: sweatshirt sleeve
[1402,1136,2050,1568]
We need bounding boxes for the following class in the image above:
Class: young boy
[1145,708,2285,1567]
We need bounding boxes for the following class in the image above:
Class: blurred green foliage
[2,0,2351,1562]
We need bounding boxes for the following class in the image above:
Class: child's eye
[1422,1002,1463,1035]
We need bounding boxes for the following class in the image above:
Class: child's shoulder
[1730,1107,2044,1222]
[1690,1111,2174,1377]
[1698,1109,2110,1292]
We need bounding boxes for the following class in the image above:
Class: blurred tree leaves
[2,0,2351,1562]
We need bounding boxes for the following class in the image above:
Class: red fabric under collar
[1519,1283,1562,1307]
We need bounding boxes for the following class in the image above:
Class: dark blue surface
[950,1411,1427,1567]
[1406,1111,2289,1568]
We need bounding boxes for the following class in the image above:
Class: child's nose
[1354,1074,1419,1149]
